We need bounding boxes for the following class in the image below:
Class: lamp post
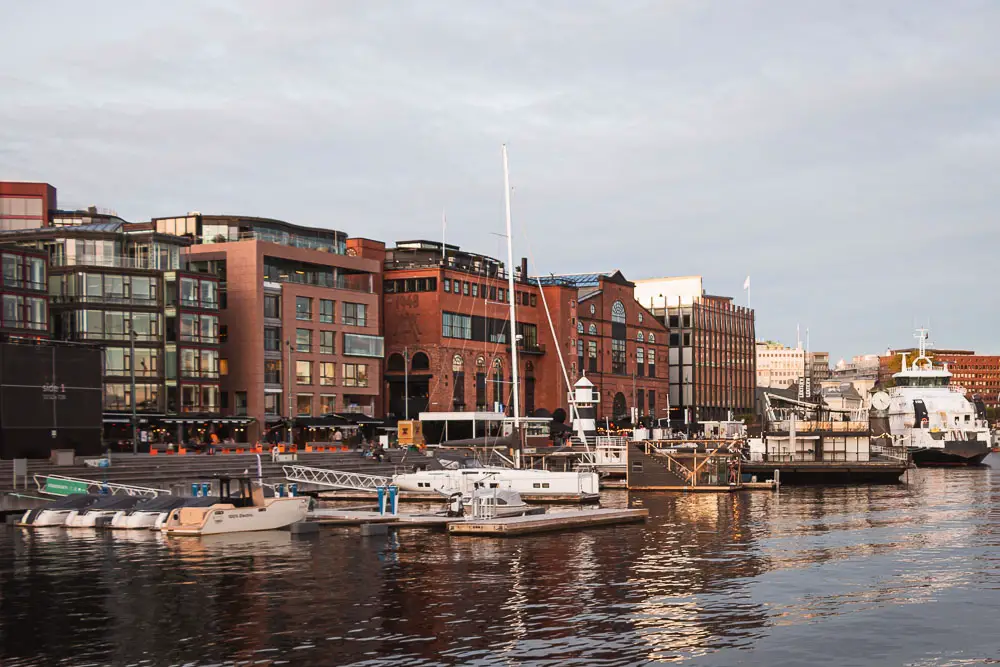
[130,329,138,454]
[286,338,293,445]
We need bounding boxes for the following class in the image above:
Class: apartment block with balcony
[181,215,385,443]
[0,218,228,444]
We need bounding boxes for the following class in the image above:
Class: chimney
[520,257,528,279]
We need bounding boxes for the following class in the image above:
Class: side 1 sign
[44,478,90,496]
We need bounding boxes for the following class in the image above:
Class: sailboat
[393,145,600,502]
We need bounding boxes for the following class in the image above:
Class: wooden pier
[448,508,648,536]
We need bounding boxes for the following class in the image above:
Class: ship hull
[910,441,990,467]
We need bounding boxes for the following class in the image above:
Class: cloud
[1,0,998,359]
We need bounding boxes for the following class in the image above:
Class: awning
[294,415,352,428]
[160,417,255,425]
[334,413,384,425]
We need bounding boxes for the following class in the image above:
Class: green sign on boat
[44,478,90,496]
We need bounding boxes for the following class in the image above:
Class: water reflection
[1,463,999,665]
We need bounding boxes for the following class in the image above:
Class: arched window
[577,321,583,334]
[411,352,430,371]
[637,331,644,342]
[387,353,405,372]
[648,333,655,343]
[612,392,628,421]
[452,355,464,372]
[638,313,643,324]
[476,355,486,369]
[491,358,504,409]
[611,300,626,324]
[492,358,503,370]
[588,323,597,335]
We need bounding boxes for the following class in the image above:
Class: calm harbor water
[1,461,999,666]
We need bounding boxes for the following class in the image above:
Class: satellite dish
[871,392,891,410]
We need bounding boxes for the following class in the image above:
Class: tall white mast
[502,144,521,434]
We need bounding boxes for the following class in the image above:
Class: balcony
[77,331,162,342]
[179,297,218,311]
[52,294,159,307]
[52,254,173,271]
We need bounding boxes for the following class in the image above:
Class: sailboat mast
[502,144,521,430]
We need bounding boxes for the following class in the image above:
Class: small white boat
[161,477,309,536]
[463,488,531,518]
[65,495,144,528]
[109,495,189,530]
[19,494,100,527]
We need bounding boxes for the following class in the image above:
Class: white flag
[743,275,750,290]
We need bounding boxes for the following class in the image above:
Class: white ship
[878,329,991,466]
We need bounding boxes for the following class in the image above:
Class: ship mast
[502,144,521,469]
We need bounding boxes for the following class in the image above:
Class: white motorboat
[394,465,599,500]
[109,495,189,530]
[879,329,991,466]
[65,495,144,528]
[19,494,100,527]
[161,477,308,536]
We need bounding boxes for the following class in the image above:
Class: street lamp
[286,338,294,445]
[130,328,138,454]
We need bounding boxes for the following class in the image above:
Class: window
[342,302,367,327]
[683,332,691,346]
[320,362,335,386]
[498,288,505,303]
[648,349,656,378]
[577,340,584,369]
[611,300,626,324]
[648,333,655,344]
[589,303,595,315]
[638,313,643,324]
[637,331,644,342]
[200,315,218,343]
[443,278,451,293]
[105,348,128,375]
[462,282,469,296]
[670,333,680,346]
[637,348,645,377]
[264,359,282,385]
[612,339,626,374]
[199,280,218,308]
[296,360,312,385]
[530,294,537,307]
[649,390,656,413]
[180,277,198,307]
[219,358,229,376]
[296,394,313,416]
[669,314,679,328]
[234,391,248,416]
[319,299,334,323]
[589,323,597,335]
[588,341,598,372]
[475,357,487,411]
[471,284,478,298]
[320,394,336,414]
[320,330,335,354]
[26,297,45,330]
[489,286,497,301]
[452,355,465,407]
[296,328,311,353]
[442,312,472,339]
[264,293,281,319]
[264,326,282,352]
[577,321,583,334]
[343,333,385,357]
[296,296,312,320]
[343,363,369,387]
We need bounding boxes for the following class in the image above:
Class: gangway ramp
[34,474,168,497]
[283,465,390,491]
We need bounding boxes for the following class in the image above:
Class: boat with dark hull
[880,329,991,468]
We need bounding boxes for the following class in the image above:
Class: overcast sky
[2,1,997,361]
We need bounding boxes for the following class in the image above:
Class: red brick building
[880,348,1000,409]
[183,215,385,443]
[382,241,669,425]
[0,182,56,231]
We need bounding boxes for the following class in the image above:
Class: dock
[742,460,908,484]
[447,508,647,536]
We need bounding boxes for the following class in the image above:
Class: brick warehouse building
[383,241,670,427]
[880,348,1000,410]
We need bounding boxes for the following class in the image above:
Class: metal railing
[282,465,389,491]
[34,474,169,497]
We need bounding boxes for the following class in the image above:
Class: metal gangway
[34,474,168,497]
[282,465,390,491]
